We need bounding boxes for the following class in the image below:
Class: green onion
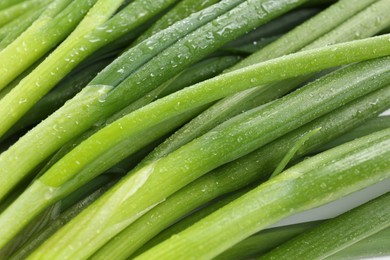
[269,128,321,178]
[0,0,246,192]
[20,55,240,184]
[214,222,321,260]
[328,227,390,260]
[317,115,390,152]
[0,0,48,28]
[0,6,45,50]
[0,0,390,259]
[262,192,390,259]
[133,0,220,45]
[92,183,254,259]
[235,0,379,68]
[135,189,252,257]
[93,79,390,260]
[148,0,390,162]
[0,1,388,257]
[0,0,182,136]
[8,181,115,260]
[0,0,27,12]
[25,54,390,259]
[1,58,114,141]
[222,8,319,52]
[0,39,388,247]
[0,0,96,90]
[0,0,308,201]
[213,221,390,259]
[137,129,390,259]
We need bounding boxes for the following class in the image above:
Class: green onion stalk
[0,0,309,201]
[93,84,390,259]
[26,54,390,258]
[153,0,390,164]
[138,129,390,259]
[263,192,390,259]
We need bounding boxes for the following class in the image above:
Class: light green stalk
[235,0,378,68]
[94,84,390,259]
[0,0,181,135]
[137,129,390,259]
[214,222,320,260]
[0,0,95,89]
[134,189,252,257]
[0,6,45,49]
[0,0,27,11]
[144,0,389,162]
[9,182,114,259]
[1,58,113,140]
[134,0,220,45]
[0,0,47,27]
[263,192,390,259]
[0,35,389,204]
[317,115,390,152]
[16,55,240,183]
[0,0,302,201]
[27,53,390,259]
[328,228,390,260]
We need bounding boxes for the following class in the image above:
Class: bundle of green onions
[0,0,389,258]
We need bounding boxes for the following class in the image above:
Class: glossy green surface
[138,129,390,259]
[94,85,390,259]
[263,192,390,259]
[27,52,390,259]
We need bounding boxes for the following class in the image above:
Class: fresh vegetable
[138,128,390,259]
[0,0,27,11]
[133,0,220,45]
[26,55,390,258]
[317,115,390,152]
[0,1,389,258]
[329,227,390,260]
[135,189,252,257]
[0,0,96,90]
[93,84,390,259]
[216,223,390,260]
[263,192,390,259]
[0,0,272,199]
[8,180,116,259]
[0,0,182,136]
[0,0,48,28]
[214,222,321,260]
[151,0,390,163]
